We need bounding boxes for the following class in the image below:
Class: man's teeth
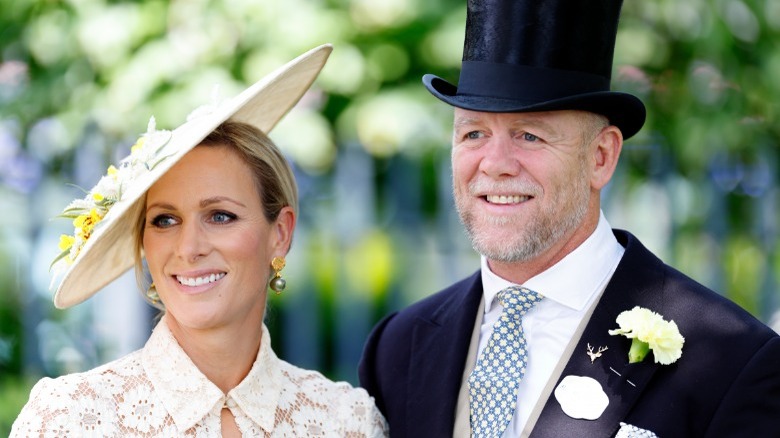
[486,195,529,204]
[176,273,226,287]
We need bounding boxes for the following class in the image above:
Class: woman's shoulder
[278,359,369,401]
[276,360,389,436]
[42,348,145,390]
[10,349,148,437]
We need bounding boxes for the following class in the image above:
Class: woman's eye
[211,211,237,224]
[150,215,178,228]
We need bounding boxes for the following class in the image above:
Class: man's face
[451,108,602,264]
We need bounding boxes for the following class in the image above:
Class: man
[358,0,780,437]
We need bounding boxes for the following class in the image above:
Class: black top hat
[424,0,646,139]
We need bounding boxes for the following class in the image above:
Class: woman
[12,44,388,437]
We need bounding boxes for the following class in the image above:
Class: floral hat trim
[51,117,172,277]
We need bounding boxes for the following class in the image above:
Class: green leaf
[49,249,71,271]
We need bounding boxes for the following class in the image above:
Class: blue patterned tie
[469,286,544,437]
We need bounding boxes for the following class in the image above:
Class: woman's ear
[590,125,623,190]
[270,206,296,256]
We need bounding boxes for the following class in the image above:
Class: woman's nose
[175,220,209,262]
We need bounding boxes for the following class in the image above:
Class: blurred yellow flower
[130,136,146,154]
[58,235,75,252]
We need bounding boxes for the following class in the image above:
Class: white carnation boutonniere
[608,306,685,365]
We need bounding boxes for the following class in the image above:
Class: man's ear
[590,125,623,190]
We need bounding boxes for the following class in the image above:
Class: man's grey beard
[455,179,589,263]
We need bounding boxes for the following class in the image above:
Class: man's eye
[466,131,483,140]
[211,211,237,224]
[523,132,539,142]
[150,215,177,228]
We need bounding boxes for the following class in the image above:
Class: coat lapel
[406,272,483,437]
[531,230,668,438]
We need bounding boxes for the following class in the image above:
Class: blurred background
[1,0,779,432]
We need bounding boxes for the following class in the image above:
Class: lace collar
[141,317,283,432]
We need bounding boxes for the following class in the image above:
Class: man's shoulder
[616,229,777,344]
[386,271,480,323]
[364,271,481,347]
[662,263,778,344]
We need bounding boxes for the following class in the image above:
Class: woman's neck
[164,315,264,394]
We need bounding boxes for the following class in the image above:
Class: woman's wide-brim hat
[424,0,646,140]
[51,44,332,309]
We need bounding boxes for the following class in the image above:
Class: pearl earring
[269,256,286,294]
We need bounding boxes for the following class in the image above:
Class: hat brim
[53,44,333,309]
[423,74,646,140]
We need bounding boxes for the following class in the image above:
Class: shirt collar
[481,211,624,313]
[142,316,283,433]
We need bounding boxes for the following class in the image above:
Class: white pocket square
[615,422,658,438]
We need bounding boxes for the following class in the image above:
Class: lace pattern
[11,320,388,437]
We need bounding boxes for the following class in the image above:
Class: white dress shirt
[476,211,625,436]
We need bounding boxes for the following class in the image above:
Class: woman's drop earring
[269,256,286,294]
[146,283,160,304]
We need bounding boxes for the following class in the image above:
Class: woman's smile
[176,272,226,287]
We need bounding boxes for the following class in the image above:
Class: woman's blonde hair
[133,120,298,309]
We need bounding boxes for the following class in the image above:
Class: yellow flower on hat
[58,235,75,253]
[73,208,104,239]
[609,306,685,365]
[130,136,146,155]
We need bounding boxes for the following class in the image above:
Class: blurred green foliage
[0,376,35,436]
[1,0,779,430]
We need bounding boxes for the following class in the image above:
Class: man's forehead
[453,108,564,130]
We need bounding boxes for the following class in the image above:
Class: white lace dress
[11,319,388,437]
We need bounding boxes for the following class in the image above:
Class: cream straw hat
[51,44,332,309]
